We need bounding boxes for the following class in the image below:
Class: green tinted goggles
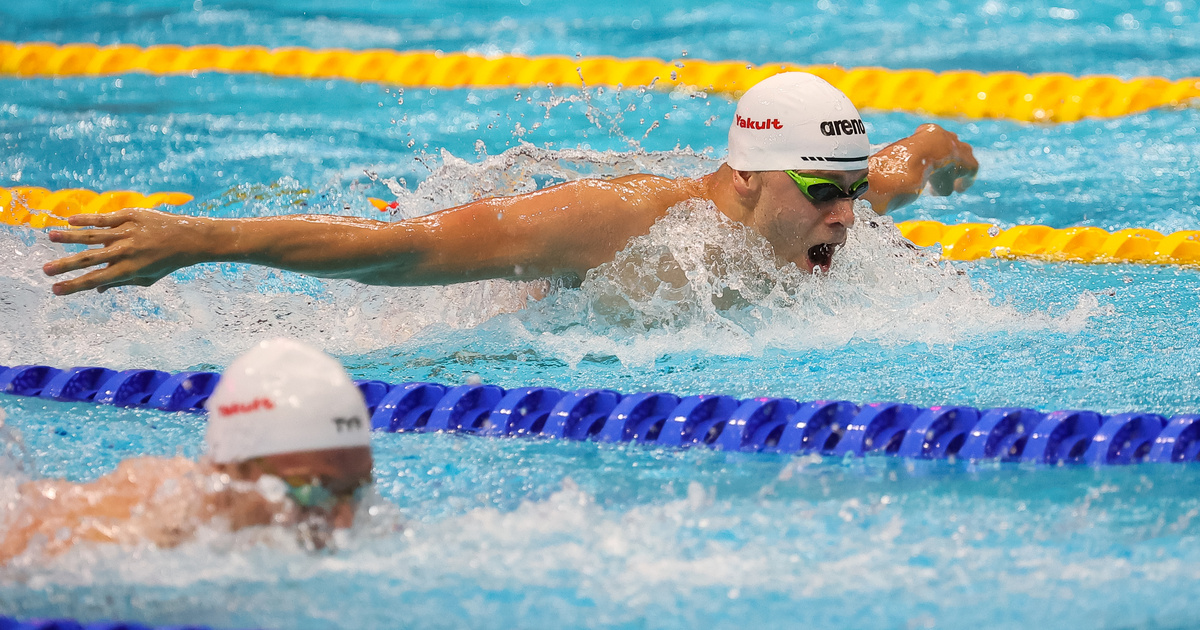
[785,171,870,203]
[278,474,366,510]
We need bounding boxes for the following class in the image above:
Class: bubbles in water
[0,406,33,510]
[518,198,1096,368]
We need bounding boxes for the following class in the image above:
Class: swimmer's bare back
[0,457,279,563]
[42,124,975,296]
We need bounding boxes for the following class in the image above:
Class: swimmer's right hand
[43,208,211,296]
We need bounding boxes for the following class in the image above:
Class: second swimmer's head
[205,338,373,528]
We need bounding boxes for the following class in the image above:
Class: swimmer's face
[745,169,862,273]
[225,445,374,528]
[251,446,374,499]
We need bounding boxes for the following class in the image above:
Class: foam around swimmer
[0,145,1099,372]
[204,338,371,463]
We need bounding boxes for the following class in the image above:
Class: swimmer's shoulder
[581,173,702,216]
[19,456,198,500]
[114,455,200,479]
[96,456,202,496]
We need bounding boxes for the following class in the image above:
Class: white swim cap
[727,72,870,172]
[205,338,371,464]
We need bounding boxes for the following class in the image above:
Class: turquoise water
[2,1,1200,628]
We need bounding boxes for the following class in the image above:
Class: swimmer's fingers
[940,160,978,195]
[43,242,127,278]
[915,123,979,196]
[928,164,966,196]
[42,207,189,295]
[950,138,979,193]
[67,209,136,228]
[48,224,131,246]
[50,260,142,296]
[96,276,157,294]
[47,210,136,246]
[929,156,979,196]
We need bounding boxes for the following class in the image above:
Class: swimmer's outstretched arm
[43,176,686,295]
[43,127,972,295]
[864,123,978,215]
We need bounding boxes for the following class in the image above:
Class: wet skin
[0,446,373,563]
[42,124,977,295]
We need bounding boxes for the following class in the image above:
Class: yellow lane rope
[0,186,192,228]
[4,187,1196,265]
[898,220,1200,264]
[2,42,1198,123]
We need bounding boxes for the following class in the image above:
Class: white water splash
[0,227,536,369]
[378,143,717,219]
[0,144,1095,372]
[519,198,1097,368]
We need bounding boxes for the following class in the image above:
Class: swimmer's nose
[827,198,856,229]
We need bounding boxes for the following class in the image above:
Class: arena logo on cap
[820,119,866,136]
[736,115,783,130]
[217,397,275,417]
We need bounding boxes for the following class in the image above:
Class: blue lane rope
[2,363,1199,466]
[0,615,222,629]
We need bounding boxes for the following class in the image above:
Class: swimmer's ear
[730,169,762,200]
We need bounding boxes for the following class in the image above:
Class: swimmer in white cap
[43,72,977,293]
[0,339,373,562]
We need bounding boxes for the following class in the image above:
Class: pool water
[2,0,1200,628]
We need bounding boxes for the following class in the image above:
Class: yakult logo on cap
[218,397,275,417]
[736,115,783,130]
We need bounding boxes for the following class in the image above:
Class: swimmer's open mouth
[807,243,837,271]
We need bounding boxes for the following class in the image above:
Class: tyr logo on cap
[333,416,364,432]
[820,119,866,136]
[736,115,783,130]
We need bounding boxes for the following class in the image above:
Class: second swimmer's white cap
[727,72,870,172]
[205,338,371,464]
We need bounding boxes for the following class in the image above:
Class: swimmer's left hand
[42,208,210,296]
[865,123,979,214]
[920,124,978,196]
